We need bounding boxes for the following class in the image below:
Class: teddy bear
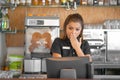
[29,32,52,52]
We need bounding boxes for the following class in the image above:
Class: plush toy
[29,32,52,52]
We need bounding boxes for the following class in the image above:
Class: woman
[50,13,92,61]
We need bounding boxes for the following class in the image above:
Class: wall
[6,6,120,54]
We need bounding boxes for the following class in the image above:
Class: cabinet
[92,63,120,79]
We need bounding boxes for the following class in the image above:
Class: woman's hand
[69,33,82,50]
[69,33,85,56]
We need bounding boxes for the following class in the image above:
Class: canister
[24,59,41,73]
[8,54,23,72]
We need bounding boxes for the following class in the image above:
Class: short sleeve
[81,40,91,55]
[50,38,62,55]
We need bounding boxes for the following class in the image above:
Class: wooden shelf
[0,30,17,34]
[23,5,120,8]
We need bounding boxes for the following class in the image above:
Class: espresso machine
[83,29,106,63]
[24,16,60,73]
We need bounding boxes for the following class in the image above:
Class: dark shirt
[50,38,91,57]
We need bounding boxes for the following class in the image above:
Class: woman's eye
[76,28,80,31]
[68,27,73,30]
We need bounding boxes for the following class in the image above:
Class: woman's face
[66,21,82,39]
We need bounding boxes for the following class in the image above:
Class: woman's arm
[53,52,92,62]
[52,53,62,57]
[85,54,92,62]
[70,34,92,62]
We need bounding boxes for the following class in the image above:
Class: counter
[0,78,100,80]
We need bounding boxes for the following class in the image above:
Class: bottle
[48,0,52,5]
[81,0,87,5]
[93,0,98,6]
[98,0,104,6]
[15,0,20,6]
[104,0,109,6]
[0,9,2,31]
[10,0,15,5]
[32,0,39,5]
[0,9,2,19]
[109,0,117,6]
[88,0,93,6]
[42,0,46,6]
[26,0,32,5]
[20,0,26,5]
[69,0,74,8]
[73,1,77,10]
[61,0,67,5]
[2,9,9,31]
[75,0,80,5]
[66,1,70,10]
[55,0,60,5]
[118,0,120,5]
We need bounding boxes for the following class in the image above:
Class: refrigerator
[106,30,120,63]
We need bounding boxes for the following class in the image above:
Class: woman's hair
[62,13,84,41]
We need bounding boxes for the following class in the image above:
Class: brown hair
[62,13,84,41]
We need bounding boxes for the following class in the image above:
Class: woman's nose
[72,29,76,34]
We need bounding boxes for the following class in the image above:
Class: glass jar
[32,0,39,5]
[26,0,32,5]
[61,0,67,5]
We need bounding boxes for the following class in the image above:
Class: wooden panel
[6,32,24,47]
[6,6,120,47]
[6,7,26,47]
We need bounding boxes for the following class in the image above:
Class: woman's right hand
[70,33,82,50]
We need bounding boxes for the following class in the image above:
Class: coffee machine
[83,29,106,63]
[24,16,60,73]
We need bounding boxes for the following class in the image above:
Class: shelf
[0,29,26,34]
[25,5,66,8]
[1,3,120,9]
[0,30,17,34]
[92,63,120,79]
[94,75,120,79]
[93,63,120,68]
[0,3,10,8]
[84,29,120,30]
[23,5,120,8]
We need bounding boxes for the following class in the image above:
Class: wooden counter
[0,78,100,80]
